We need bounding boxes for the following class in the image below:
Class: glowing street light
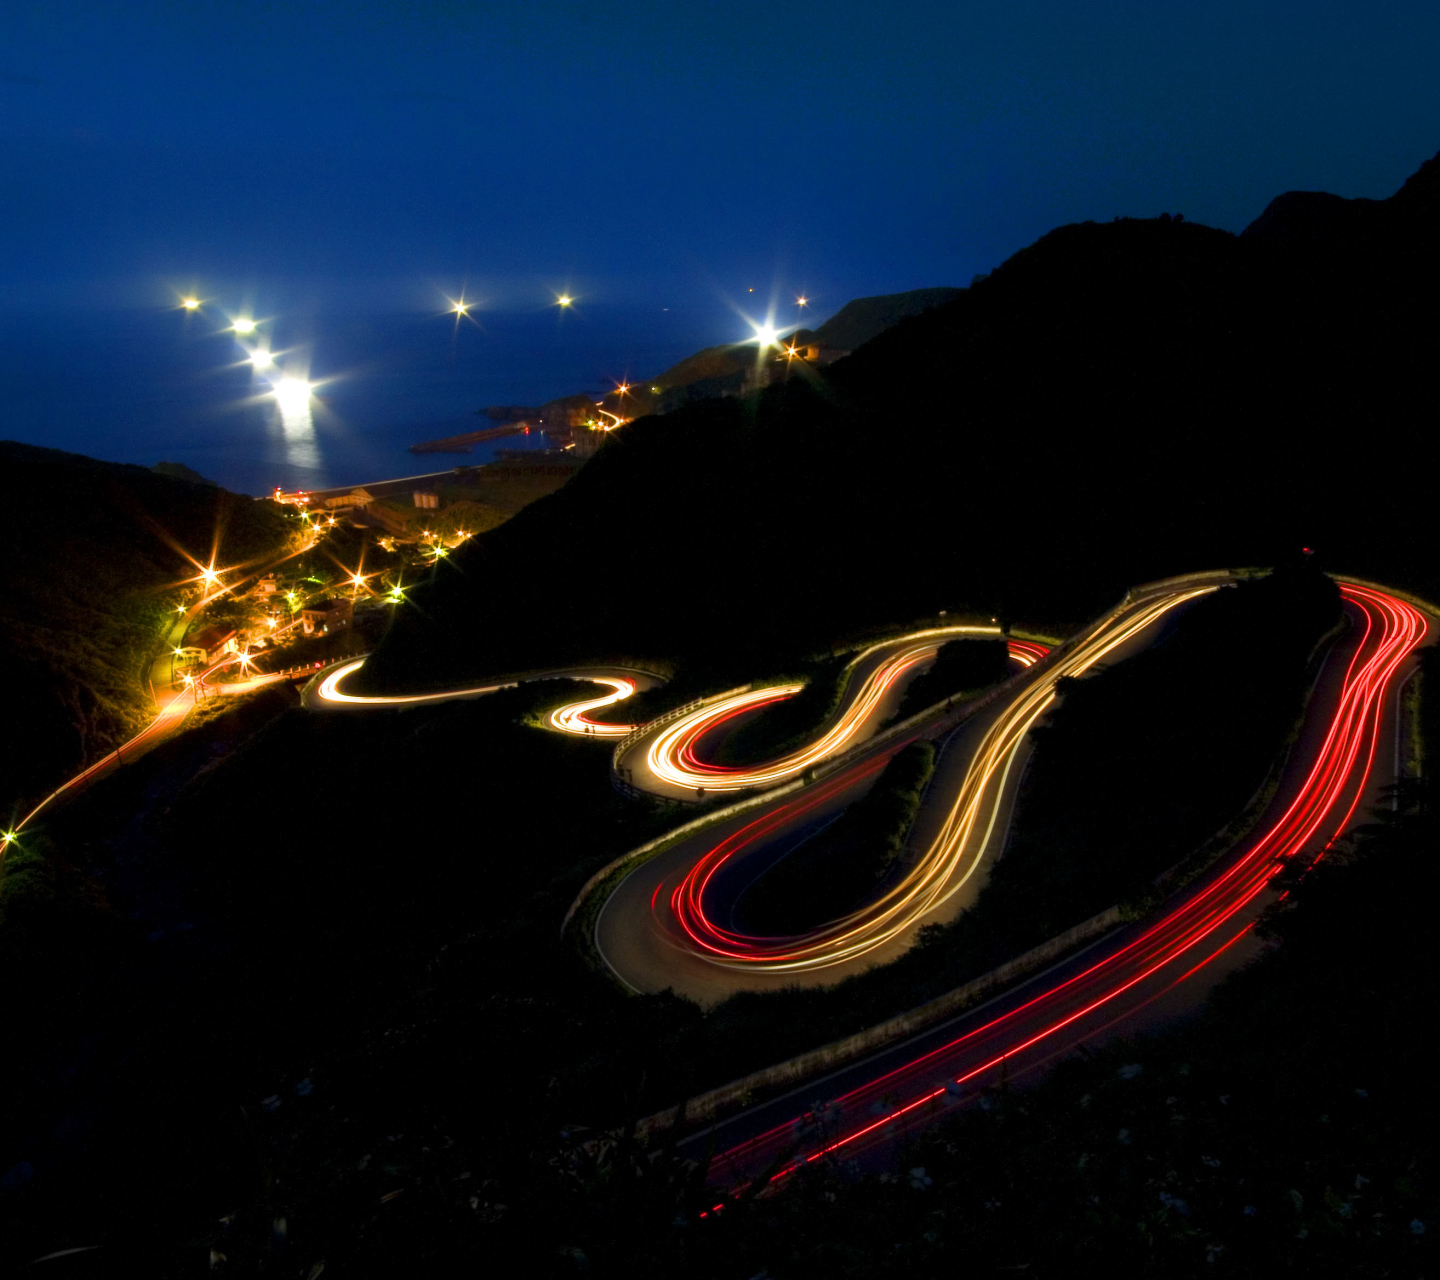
[231,317,257,334]
[796,296,808,308]
[199,564,221,587]
[452,300,470,316]
[181,297,201,311]
[752,323,778,347]
[248,349,274,369]
[557,294,573,307]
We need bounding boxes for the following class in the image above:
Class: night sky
[4,2,1439,318]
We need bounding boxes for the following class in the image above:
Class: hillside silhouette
[357,149,1440,693]
[0,443,290,806]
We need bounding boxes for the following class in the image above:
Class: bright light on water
[270,375,320,473]
[273,377,313,414]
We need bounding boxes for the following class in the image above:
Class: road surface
[674,581,1428,1194]
[596,583,1219,999]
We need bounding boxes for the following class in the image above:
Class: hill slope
[0,442,291,807]
[357,149,1440,694]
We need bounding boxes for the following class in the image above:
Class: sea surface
[0,304,744,495]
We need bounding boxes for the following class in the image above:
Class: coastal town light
[181,297,201,310]
[752,323,778,347]
[248,349,274,369]
[557,294,573,307]
[232,318,257,334]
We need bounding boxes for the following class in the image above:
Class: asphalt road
[596,583,1223,1001]
[672,582,1429,1190]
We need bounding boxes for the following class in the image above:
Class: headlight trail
[659,589,1213,975]
[641,628,1019,795]
[311,657,643,733]
[691,582,1426,1192]
[314,659,514,705]
[548,677,639,736]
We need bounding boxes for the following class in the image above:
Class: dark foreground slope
[358,150,1440,695]
[0,442,290,807]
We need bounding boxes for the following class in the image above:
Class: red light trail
[618,591,1212,979]
[690,582,1425,1190]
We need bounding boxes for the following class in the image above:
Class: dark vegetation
[6,150,1440,1273]
[984,565,1340,936]
[739,740,936,935]
[547,650,1440,1279]
[357,148,1440,700]
[0,556,1338,1274]
[890,637,1010,722]
[0,441,291,810]
[712,656,850,765]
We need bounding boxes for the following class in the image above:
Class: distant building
[366,502,413,536]
[251,574,279,596]
[325,487,374,510]
[412,490,440,509]
[301,598,354,636]
[792,342,851,365]
[176,626,239,666]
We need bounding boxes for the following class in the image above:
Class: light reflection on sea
[0,305,730,494]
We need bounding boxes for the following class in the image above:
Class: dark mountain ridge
[356,148,1440,694]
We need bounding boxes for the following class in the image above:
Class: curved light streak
[313,658,641,733]
[548,677,639,736]
[641,628,1017,795]
[315,659,512,706]
[698,583,1427,1190]
[660,589,1215,974]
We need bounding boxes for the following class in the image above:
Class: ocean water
[0,304,742,495]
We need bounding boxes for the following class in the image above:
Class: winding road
[296,571,1430,1185]
[680,580,1427,1193]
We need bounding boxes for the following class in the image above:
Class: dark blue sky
[3,1,1439,318]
